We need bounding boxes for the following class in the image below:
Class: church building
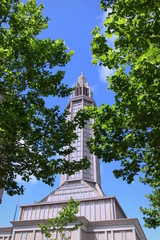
[0,73,147,240]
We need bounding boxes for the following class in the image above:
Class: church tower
[60,72,101,187]
[42,73,104,202]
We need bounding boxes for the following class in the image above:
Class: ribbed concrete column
[78,227,81,240]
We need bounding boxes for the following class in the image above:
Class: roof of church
[39,180,104,203]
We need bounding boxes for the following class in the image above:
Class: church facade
[0,73,146,240]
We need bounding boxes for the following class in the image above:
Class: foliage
[39,197,81,240]
[140,188,160,229]
[0,0,89,196]
[89,0,160,228]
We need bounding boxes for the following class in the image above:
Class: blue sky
[0,1,160,240]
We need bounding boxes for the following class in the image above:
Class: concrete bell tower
[60,72,101,187]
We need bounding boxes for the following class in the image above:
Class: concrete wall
[84,230,134,240]
[20,198,123,222]
[1,229,135,240]
[7,230,139,240]
[0,218,146,240]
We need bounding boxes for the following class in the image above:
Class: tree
[0,0,89,196]
[39,197,82,240]
[88,0,160,228]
